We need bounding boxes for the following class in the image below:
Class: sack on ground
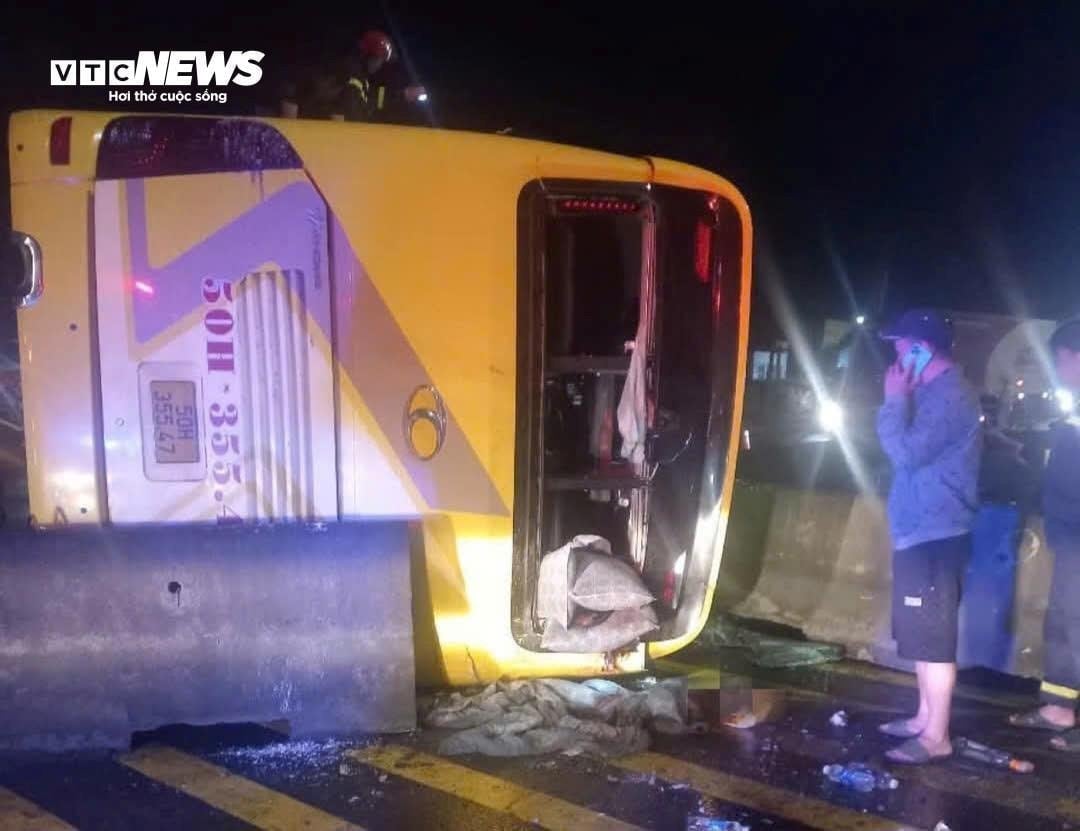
[541,605,659,653]
[537,535,613,628]
[570,549,655,612]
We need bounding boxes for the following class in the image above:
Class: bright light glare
[673,551,687,577]
[818,399,844,432]
[1017,391,1026,400]
[855,314,866,326]
[1056,388,1075,413]
[418,92,429,102]
[133,280,154,296]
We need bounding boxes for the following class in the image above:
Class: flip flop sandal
[1050,729,1080,753]
[879,720,922,738]
[885,738,953,765]
[1009,710,1071,732]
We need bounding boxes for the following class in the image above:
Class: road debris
[686,817,751,831]
[823,763,898,792]
[696,614,843,668]
[423,676,689,757]
[829,710,849,727]
[955,738,1034,773]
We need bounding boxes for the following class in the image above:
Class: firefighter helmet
[359,30,394,63]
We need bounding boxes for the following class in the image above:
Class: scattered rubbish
[621,771,658,786]
[537,535,659,653]
[212,739,346,772]
[348,796,360,804]
[822,763,898,792]
[371,790,383,799]
[934,823,951,831]
[338,763,352,776]
[607,775,621,784]
[830,710,849,728]
[696,615,843,668]
[377,773,389,783]
[686,817,751,831]
[669,782,691,790]
[954,738,1034,773]
[423,676,689,757]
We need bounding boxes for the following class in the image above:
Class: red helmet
[359,30,394,63]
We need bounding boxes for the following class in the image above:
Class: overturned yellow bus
[1,110,751,746]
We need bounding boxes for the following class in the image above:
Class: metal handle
[12,232,43,309]
[403,384,447,461]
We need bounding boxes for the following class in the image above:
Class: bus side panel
[10,179,101,524]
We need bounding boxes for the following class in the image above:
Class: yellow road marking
[350,744,641,830]
[0,787,76,831]
[613,753,922,831]
[119,745,362,831]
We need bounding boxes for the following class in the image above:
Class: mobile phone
[902,343,933,378]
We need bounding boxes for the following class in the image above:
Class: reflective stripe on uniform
[1041,680,1080,700]
[347,77,369,102]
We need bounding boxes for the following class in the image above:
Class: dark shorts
[892,534,971,663]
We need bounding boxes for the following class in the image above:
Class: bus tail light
[50,117,72,165]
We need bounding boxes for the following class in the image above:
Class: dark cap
[879,308,953,351]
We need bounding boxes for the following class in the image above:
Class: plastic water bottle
[686,818,750,831]
[822,763,898,792]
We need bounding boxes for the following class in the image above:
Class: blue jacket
[876,366,983,550]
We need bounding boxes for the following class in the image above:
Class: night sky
[4,0,1080,334]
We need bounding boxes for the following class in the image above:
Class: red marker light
[695,220,712,283]
[50,117,72,165]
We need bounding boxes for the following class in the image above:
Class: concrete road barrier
[716,481,1053,680]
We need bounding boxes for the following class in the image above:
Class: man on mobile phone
[875,308,983,764]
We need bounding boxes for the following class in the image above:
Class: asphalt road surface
[1,651,1076,830]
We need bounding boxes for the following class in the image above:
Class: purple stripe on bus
[123,178,507,517]
[126,179,333,341]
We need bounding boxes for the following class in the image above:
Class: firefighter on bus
[340,30,428,122]
[278,30,428,122]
